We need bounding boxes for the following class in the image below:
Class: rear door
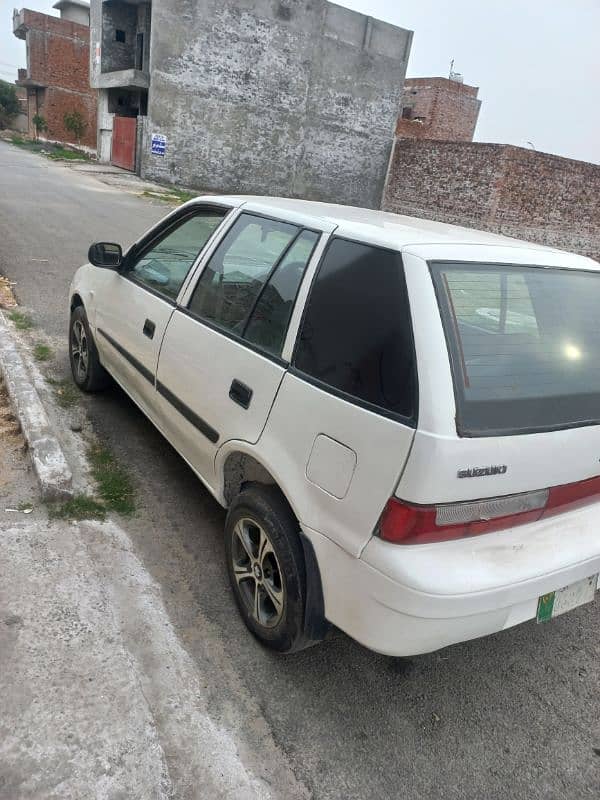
[255,237,419,555]
[94,204,230,417]
[154,211,327,487]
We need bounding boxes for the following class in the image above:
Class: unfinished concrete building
[90,0,413,208]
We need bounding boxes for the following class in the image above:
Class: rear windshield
[431,262,600,436]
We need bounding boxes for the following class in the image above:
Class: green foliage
[88,443,135,515]
[32,114,48,138]
[141,187,196,206]
[46,147,89,161]
[0,80,20,129]
[33,343,53,362]
[49,494,106,521]
[63,110,87,143]
[10,136,89,161]
[8,310,34,330]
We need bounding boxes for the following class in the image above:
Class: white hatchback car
[69,196,600,656]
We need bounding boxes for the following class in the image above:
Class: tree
[0,80,20,130]
[63,110,87,144]
[32,113,48,140]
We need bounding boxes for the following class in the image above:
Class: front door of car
[94,205,230,418]
[155,211,325,489]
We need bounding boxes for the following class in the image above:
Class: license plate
[537,575,598,623]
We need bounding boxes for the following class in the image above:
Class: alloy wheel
[71,319,89,382]
[231,517,285,628]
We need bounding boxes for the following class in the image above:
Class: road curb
[0,310,73,501]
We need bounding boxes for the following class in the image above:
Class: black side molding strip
[156,380,220,444]
[97,328,154,384]
[96,328,220,445]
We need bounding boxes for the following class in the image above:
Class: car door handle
[143,319,156,339]
[229,379,253,409]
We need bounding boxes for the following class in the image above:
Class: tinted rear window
[432,262,600,435]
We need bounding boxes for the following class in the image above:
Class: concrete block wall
[383,139,600,261]
[141,0,412,208]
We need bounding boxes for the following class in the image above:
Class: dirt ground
[0,382,25,495]
[0,276,17,310]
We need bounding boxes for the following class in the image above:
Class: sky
[1,0,598,164]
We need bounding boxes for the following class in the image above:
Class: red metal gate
[111,116,137,172]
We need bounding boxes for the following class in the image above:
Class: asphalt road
[1,140,599,800]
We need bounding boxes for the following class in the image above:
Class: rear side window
[293,238,416,421]
[432,262,600,435]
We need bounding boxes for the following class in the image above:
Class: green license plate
[537,574,598,623]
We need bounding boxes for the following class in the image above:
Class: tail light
[379,475,600,545]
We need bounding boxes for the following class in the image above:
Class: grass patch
[88,443,135,515]
[8,310,34,330]
[49,494,106,521]
[11,135,33,148]
[141,187,196,205]
[45,444,134,521]
[46,147,90,161]
[10,136,90,161]
[33,343,53,362]
[17,501,34,512]
[41,380,135,520]
[47,377,80,409]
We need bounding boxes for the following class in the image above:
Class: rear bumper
[304,503,600,656]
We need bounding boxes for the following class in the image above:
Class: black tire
[69,306,111,392]
[225,484,307,653]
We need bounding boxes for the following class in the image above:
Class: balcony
[95,68,149,90]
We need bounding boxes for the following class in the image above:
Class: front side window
[130,210,227,300]
[188,214,315,351]
[432,262,600,435]
[293,238,416,421]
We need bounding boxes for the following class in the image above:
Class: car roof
[193,195,598,270]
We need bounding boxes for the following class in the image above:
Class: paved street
[1,139,599,800]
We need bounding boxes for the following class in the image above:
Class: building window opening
[401,106,413,120]
[115,29,126,43]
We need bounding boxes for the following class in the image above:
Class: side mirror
[88,242,123,270]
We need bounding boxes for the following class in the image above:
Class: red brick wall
[383,139,600,262]
[396,77,481,143]
[37,87,97,148]
[21,8,96,147]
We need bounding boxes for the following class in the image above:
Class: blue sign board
[151,133,167,156]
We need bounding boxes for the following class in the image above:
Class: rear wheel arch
[223,451,282,506]
[221,451,329,647]
[70,292,84,312]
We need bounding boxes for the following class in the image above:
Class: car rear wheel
[69,306,111,392]
[225,485,307,653]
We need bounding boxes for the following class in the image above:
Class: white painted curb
[0,310,73,500]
